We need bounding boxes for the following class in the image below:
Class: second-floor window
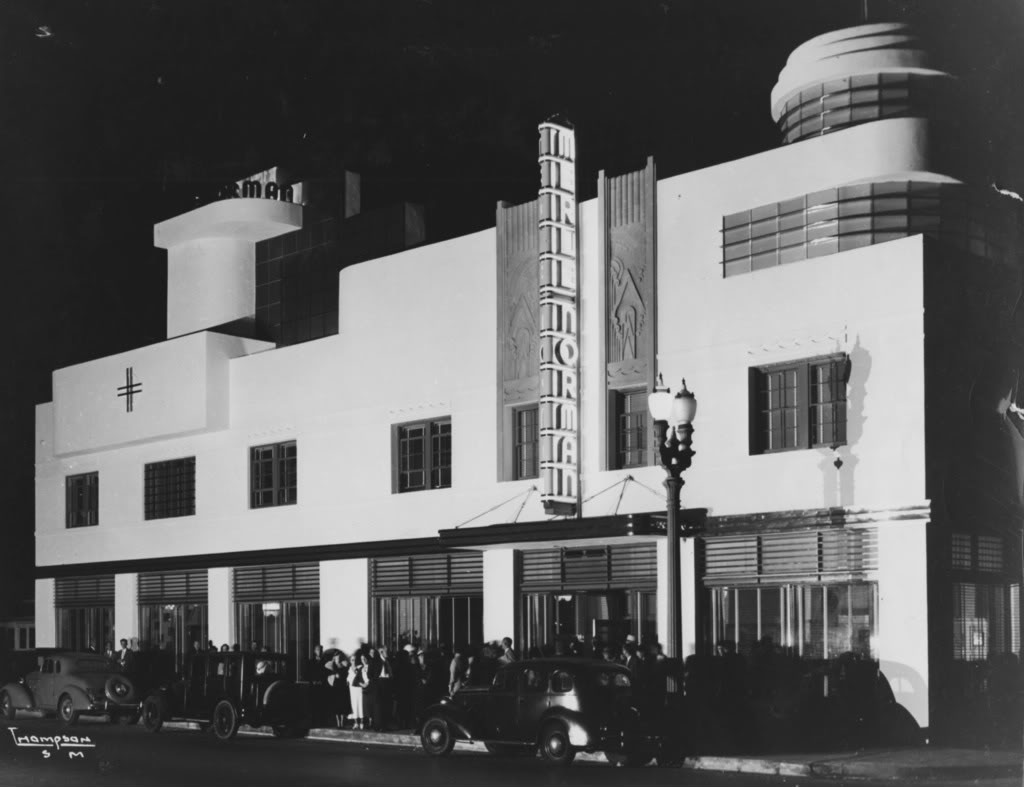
[250,441,297,508]
[66,472,99,528]
[144,457,196,520]
[395,418,451,492]
[751,355,848,453]
[612,388,648,469]
[513,406,539,480]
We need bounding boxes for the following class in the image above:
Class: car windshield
[76,658,116,673]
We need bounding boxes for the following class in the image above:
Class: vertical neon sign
[538,120,579,516]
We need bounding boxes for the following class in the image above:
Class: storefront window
[953,582,1020,660]
[235,600,319,680]
[711,583,877,660]
[371,595,482,651]
[57,606,113,652]
[139,603,207,671]
[521,590,656,657]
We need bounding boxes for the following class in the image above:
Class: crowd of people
[301,633,675,732]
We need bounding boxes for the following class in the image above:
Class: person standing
[117,638,135,673]
[325,651,351,728]
[348,652,370,730]
[498,637,518,665]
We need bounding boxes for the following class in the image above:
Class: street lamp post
[648,374,697,662]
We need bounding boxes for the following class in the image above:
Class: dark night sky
[0,0,1021,614]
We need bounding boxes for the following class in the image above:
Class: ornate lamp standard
[648,374,697,661]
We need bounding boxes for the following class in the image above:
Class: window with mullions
[144,457,196,520]
[66,472,99,528]
[394,418,451,493]
[751,356,848,454]
[513,406,539,480]
[612,388,648,469]
[249,441,297,508]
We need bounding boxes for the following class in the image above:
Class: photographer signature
[8,727,96,759]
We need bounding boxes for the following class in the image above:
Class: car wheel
[212,699,240,741]
[0,692,15,720]
[57,694,79,727]
[605,750,653,767]
[141,696,165,733]
[420,716,455,756]
[539,722,575,766]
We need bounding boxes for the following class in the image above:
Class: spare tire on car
[105,675,137,704]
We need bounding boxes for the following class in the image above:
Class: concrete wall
[320,558,369,654]
[877,518,931,728]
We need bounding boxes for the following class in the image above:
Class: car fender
[1,682,33,710]
[540,708,593,748]
[422,701,475,741]
[58,685,92,711]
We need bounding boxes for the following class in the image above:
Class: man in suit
[117,638,135,673]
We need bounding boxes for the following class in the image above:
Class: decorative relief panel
[497,199,540,404]
[603,158,656,388]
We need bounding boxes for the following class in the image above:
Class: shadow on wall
[682,647,924,755]
[818,334,870,509]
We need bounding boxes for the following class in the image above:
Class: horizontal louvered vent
[371,553,483,596]
[138,570,208,603]
[521,543,657,592]
[704,528,877,585]
[55,575,115,607]
[234,563,319,602]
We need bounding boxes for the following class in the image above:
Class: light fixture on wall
[648,374,697,664]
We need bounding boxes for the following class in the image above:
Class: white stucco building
[34,24,1024,743]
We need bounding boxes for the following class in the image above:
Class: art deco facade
[34,24,1024,742]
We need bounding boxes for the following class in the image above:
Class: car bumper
[86,699,139,715]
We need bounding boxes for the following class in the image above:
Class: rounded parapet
[154,197,302,249]
[771,23,954,144]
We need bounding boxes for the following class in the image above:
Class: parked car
[140,651,310,741]
[420,657,677,766]
[0,650,140,725]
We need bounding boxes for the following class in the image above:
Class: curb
[162,723,1023,779]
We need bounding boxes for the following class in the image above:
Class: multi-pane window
[513,406,539,480]
[751,356,848,453]
[144,457,196,520]
[65,472,99,528]
[395,418,451,493]
[249,441,297,508]
[613,388,648,468]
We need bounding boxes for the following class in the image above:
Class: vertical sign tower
[538,120,580,516]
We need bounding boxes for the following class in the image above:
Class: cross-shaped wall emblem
[117,367,142,413]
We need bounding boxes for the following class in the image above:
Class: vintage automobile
[0,650,140,725]
[420,657,676,766]
[140,651,311,741]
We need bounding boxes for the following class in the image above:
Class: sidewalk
[168,721,1024,780]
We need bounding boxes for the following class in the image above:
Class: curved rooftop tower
[770,22,955,146]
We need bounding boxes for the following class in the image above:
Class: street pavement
[1,713,1020,786]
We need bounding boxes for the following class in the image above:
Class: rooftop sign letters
[538,120,579,516]
[216,166,305,204]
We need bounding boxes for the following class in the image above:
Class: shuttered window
[138,570,208,603]
[370,553,482,596]
[233,563,319,602]
[55,575,115,608]
[703,528,877,585]
[520,543,657,592]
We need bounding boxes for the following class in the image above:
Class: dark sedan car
[420,657,676,766]
[141,651,310,741]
